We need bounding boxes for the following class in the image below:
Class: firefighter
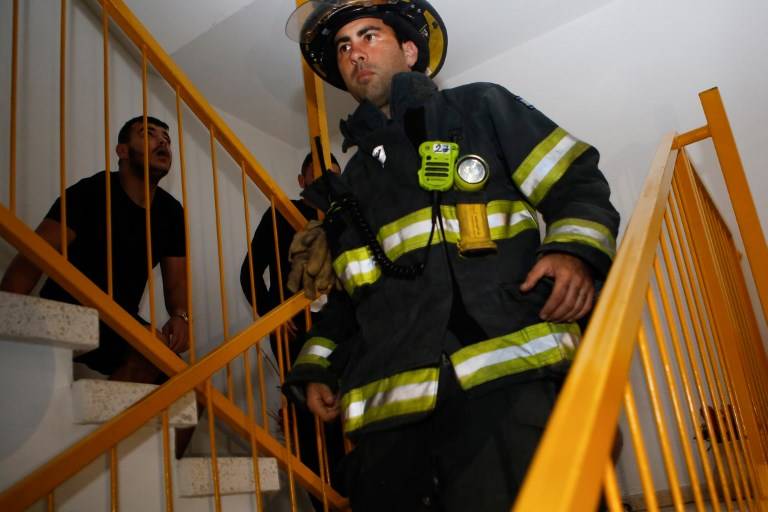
[283,1,620,510]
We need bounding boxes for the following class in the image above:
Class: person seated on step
[1,115,189,384]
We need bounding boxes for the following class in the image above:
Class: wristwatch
[171,311,189,323]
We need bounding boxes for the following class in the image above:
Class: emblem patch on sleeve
[514,95,536,110]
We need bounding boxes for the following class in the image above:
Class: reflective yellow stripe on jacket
[333,200,538,295]
[450,322,580,389]
[340,322,579,433]
[512,127,590,206]
[544,218,616,259]
[342,367,440,433]
[295,337,337,369]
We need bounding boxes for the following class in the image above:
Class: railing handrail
[99,0,307,231]
[513,134,679,511]
[0,204,344,511]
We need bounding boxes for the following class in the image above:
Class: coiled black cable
[332,192,440,279]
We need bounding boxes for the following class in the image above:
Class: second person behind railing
[239,151,344,511]
[0,115,189,384]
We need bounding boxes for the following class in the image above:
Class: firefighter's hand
[520,253,594,322]
[306,382,340,421]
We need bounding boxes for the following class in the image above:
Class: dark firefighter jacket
[284,72,620,438]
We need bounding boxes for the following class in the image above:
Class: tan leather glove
[287,220,339,299]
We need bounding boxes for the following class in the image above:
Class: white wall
[438,0,768,497]
[441,0,768,238]
[0,0,307,421]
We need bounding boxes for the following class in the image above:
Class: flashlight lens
[457,157,487,184]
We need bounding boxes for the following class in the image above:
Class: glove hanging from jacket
[287,220,340,299]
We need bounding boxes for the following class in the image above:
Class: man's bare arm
[0,219,75,294]
[160,256,189,353]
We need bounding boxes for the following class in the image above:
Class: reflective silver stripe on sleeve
[544,219,617,259]
[304,344,333,359]
[519,134,579,198]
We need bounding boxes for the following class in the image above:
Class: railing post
[699,87,768,326]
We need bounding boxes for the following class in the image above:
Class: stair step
[177,456,280,497]
[0,291,98,351]
[72,379,197,428]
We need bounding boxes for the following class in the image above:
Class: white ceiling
[126,0,617,149]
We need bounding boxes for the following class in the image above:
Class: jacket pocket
[498,277,554,325]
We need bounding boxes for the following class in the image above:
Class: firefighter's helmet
[286,0,447,90]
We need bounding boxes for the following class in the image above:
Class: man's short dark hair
[117,116,169,144]
[301,152,340,174]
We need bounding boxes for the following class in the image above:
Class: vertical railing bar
[658,215,721,510]
[671,178,742,509]
[318,417,330,511]
[624,383,661,512]
[140,47,156,333]
[700,193,761,504]
[647,255,706,511]
[47,492,54,512]
[101,1,113,297]
[313,416,329,511]
[269,196,287,304]
[273,324,298,512]
[257,340,268,430]
[205,379,223,512]
[320,421,331,486]
[8,0,19,213]
[240,163,259,319]
[242,350,265,512]
[174,87,196,363]
[208,126,233,400]
[110,446,119,512]
[603,463,624,512]
[239,163,269,428]
[268,195,299,511]
[161,410,174,512]
[240,166,267,429]
[684,172,752,506]
[59,0,68,260]
[636,320,685,510]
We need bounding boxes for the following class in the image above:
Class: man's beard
[128,146,170,184]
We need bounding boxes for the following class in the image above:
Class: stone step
[72,379,197,428]
[177,456,280,497]
[0,291,98,352]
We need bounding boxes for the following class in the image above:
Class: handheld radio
[418,141,497,256]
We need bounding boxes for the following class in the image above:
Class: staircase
[0,291,289,511]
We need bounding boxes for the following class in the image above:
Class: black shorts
[74,315,149,376]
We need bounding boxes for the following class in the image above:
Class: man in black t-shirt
[1,116,189,384]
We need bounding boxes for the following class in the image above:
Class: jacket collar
[340,72,438,151]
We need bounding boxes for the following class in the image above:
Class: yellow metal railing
[3,2,767,511]
[515,88,768,511]
[0,0,345,510]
